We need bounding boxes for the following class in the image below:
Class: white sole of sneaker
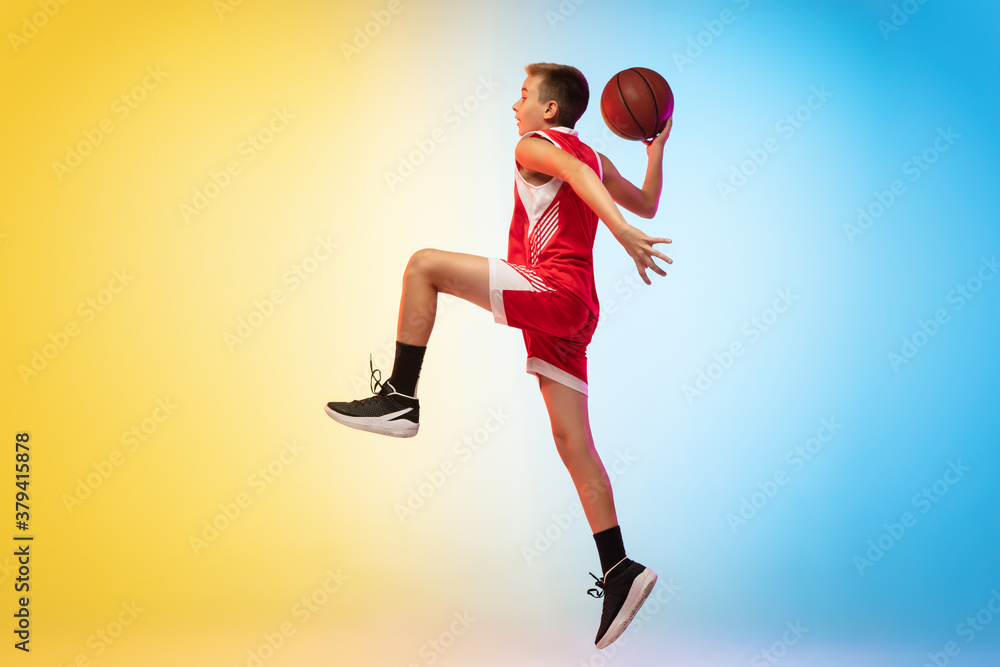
[596,568,658,649]
[324,405,419,438]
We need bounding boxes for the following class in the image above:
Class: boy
[326,62,673,649]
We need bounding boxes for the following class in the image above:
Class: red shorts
[488,257,598,395]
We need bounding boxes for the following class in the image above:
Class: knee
[551,429,590,463]
[405,248,439,280]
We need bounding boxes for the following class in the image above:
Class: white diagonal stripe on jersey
[529,202,559,249]
[538,200,560,228]
[532,203,559,242]
[534,219,559,255]
[530,204,560,264]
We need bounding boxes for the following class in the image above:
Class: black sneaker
[325,356,419,438]
[587,557,658,649]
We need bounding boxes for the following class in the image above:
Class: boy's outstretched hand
[615,223,672,285]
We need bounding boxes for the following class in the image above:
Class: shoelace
[587,572,605,599]
[369,354,383,394]
[586,557,629,599]
[347,355,385,406]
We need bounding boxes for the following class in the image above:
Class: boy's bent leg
[398,249,491,346]
[324,249,488,437]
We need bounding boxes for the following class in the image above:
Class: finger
[653,252,673,264]
[635,260,651,285]
[648,258,667,276]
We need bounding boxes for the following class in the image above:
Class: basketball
[600,67,674,141]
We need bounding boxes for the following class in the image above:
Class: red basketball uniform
[488,126,603,395]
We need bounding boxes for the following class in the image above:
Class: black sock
[388,341,426,397]
[593,525,628,576]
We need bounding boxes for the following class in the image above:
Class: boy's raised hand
[642,116,672,156]
[614,223,672,285]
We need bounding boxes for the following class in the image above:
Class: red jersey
[508,126,603,319]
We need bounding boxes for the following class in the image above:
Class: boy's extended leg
[537,374,658,650]
[537,374,617,532]
[325,248,490,437]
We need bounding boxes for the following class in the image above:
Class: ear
[543,100,559,122]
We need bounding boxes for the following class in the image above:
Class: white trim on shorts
[528,357,589,396]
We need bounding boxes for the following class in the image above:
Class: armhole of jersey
[593,146,604,182]
[516,130,563,189]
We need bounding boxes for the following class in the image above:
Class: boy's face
[512,75,557,136]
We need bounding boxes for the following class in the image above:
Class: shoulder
[514,133,560,160]
[517,130,561,147]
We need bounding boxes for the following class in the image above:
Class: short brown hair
[524,63,589,128]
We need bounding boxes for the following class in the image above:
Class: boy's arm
[598,119,670,219]
[514,135,671,285]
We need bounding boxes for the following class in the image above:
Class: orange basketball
[600,67,674,141]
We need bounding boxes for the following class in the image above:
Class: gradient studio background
[2,0,998,665]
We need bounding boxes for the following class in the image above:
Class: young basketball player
[326,63,672,649]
